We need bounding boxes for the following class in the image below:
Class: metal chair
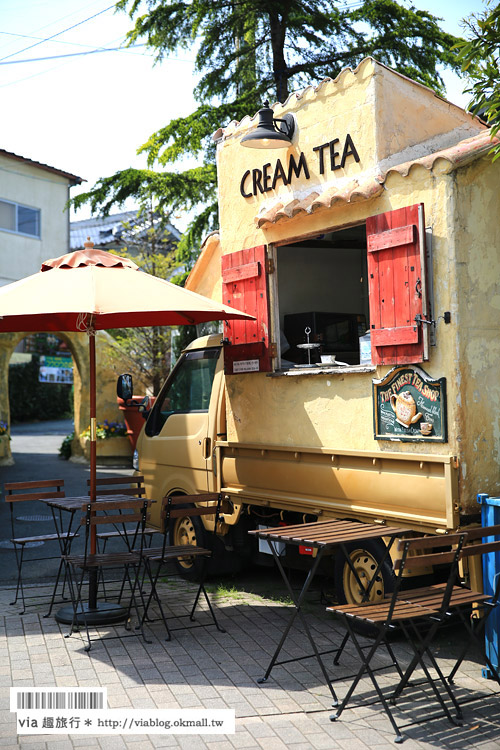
[3,479,77,614]
[88,475,161,600]
[391,523,500,697]
[138,493,227,640]
[328,532,467,743]
[62,497,151,652]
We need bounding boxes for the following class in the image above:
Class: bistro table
[40,494,153,625]
[249,519,411,704]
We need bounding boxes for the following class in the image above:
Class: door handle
[202,437,212,459]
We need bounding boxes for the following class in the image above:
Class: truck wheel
[334,538,395,605]
[168,503,207,582]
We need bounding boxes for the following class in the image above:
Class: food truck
[132,58,500,602]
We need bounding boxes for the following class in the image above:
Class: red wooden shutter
[366,204,428,365]
[221,245,272,373]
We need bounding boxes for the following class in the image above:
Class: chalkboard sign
[373,365,447,442]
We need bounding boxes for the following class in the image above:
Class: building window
[0,199,41,238]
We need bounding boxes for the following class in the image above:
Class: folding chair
[3,479,77,614]
[62,497,151,652]
[391,523,500,699]
[89,475,162,548]
[87,475,161,601]
[138,493,227,640]
[328,532,466,743]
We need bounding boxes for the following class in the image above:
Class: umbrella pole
[55,331,128,626]
[89,332,98,610]
[56,331,127,625]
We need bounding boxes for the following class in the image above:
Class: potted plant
[80,420,132,465]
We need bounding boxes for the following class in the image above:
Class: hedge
[8,356,73,423]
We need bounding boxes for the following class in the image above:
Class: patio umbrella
[0,240,253,621]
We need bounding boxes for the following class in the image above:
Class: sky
[0,0,487,226]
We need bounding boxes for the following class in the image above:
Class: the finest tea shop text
[379,371,440,403]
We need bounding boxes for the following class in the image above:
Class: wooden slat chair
[3,479,77,614]
[62,497,151,652]
[88,475,160,548]
[138,493,227,641]
[88,476,161,600]
[328,533,467,743]
[391,523,500,701]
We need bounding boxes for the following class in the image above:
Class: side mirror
[117,373,133,403]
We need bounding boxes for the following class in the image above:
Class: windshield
[145,348,220,437]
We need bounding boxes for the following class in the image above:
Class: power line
[0,29,115,50]
[0,44,150,66]
[0,3,116,63]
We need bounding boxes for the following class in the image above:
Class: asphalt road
[0,419,132,584]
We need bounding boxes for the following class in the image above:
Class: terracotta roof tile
[381,129,498,179]
[256,178,384,228]
[255,131,498,228]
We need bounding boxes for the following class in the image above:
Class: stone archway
[0,330,133,465]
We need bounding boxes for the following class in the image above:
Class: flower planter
[117,396,154,449]
[83,436,132,467]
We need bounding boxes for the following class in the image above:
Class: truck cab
[136,334,224,530]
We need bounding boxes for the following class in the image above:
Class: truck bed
[217,442,460,533]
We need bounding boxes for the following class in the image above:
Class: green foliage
[73,0,463,265]
[59,432,74,460]
[455,1,500,160]
[8,357,73,423]
[100,205,178,395]
[172,325,198,362]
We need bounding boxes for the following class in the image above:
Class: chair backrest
[4,479,66,543]
[460,523,500,557]
[460,524,500,602]
[157,494,224,553]
[80,498,151,557]
[86,475,145,497]
[392,532,467,615]
[4,479,65,503]
[161,493,223,527]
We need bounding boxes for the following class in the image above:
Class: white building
[0,148,83,286]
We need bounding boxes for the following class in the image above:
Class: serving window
[221,203,429,374]
[276,225,368,367]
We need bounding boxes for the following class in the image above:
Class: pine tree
[72,0,462,271]
[456,0,500,160]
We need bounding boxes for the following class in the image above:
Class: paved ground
[1,574,500,749]
[1,421,500,748]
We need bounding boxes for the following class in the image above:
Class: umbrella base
[55,602,128,625]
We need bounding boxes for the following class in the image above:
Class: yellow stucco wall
[186,58,498,513]
[453,158,500,504]
[215,59,483,252]
[222,165,461,455]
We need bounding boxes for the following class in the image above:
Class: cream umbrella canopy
[0,240,253,620]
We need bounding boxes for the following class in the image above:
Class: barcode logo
[11,688,106,712]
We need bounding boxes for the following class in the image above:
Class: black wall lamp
[240,101,295,149]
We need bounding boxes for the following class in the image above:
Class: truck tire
[167,503,207,582]
[167,501,240,581]
[334,538,395,606]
